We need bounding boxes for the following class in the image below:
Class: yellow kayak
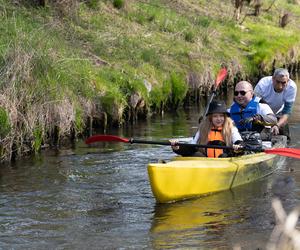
[84,133,292,203]
[148,137,287,203]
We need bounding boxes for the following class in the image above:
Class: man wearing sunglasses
[230,81,277,132]
[254,68,297,136]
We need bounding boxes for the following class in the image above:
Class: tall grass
[0,0,300,161]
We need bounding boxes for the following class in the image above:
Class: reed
[1,0,300,161]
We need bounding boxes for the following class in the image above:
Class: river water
[1,84,300,249]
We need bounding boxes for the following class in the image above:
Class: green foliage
[97,67,151,119]
[113,0,124,9]
[244,23,300,72]
[148,71,188,109]
[0,107,11,138]
[33,127,43,153]
[141,48,161,67]
[149,80,171,110]
[202,33,210,46]
[149,86,164,109]
[184,30,195,43]
[99,67,149,102]
[159,13,189,33]
[75,106,84,133]
[0,0,300,162]
[101,85,126,121]
[85,0,100,9]
[169,72,188,106]
[127,9,155,25]
[196,16,211,28]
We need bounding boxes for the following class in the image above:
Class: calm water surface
[1,85,300,249]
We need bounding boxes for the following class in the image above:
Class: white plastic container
[262,141,272,149]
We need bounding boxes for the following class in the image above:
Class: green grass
[0,107,11,138]
[0,0,300,161]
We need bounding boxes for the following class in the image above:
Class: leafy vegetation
[0,0,300,161]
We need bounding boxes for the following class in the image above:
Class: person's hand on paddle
[239,114,262,126]
[232,144,243,151]
[170,139,180,150]
[271,124,280,135]
[232,141,244,152]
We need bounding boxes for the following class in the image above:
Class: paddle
[202,68,228,118]
[85,134,231,150]
[85,134,300,159]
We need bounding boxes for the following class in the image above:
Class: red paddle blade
[215,68,227,87]
[264,148,300,159]
[85,135,129,144]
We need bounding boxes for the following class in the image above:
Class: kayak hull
[148,136,287,203]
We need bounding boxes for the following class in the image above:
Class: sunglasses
[275,79,287,85]
[234,90,250,96]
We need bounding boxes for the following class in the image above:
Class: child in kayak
[171,100,243,157]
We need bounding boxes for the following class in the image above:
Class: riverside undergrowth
[0,0,300,162]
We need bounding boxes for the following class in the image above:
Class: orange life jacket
[207,127,225,158]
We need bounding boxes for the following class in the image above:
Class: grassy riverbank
[1,0,300,161]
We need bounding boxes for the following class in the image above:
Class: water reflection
[150,176,280,249]
[0,77,300,249]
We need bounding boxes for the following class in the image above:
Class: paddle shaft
[203,90,217,117]
[201,68,227,118]
[85,135,233,150]
[128,138,233,150]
